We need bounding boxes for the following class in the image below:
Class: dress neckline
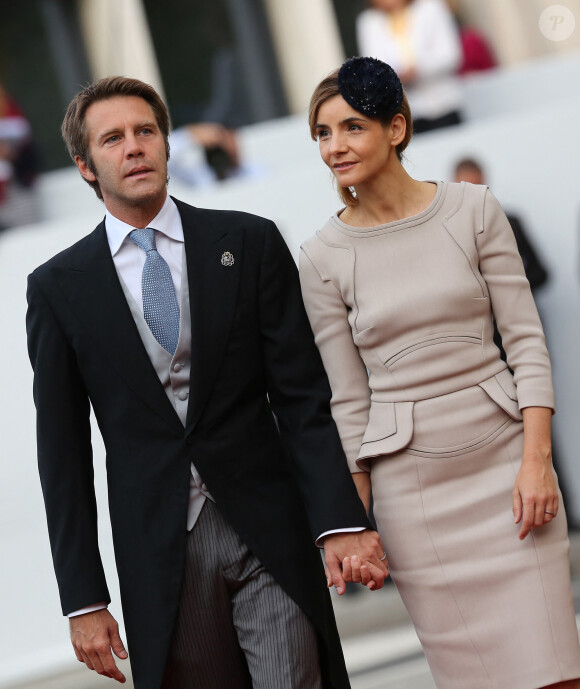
[330,181,446,237]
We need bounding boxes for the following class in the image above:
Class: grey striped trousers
[162,499,322,689]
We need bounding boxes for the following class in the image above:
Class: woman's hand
[321,471,389,592]
[323,530,389,593]
[513,461,558,540]
[513,407,558,540]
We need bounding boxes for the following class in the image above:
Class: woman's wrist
[521,406,552,466]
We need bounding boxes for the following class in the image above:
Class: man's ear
[76,156,97,183]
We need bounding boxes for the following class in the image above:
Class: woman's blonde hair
[308,68,413,207]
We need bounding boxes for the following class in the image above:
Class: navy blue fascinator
[338,56,404,119]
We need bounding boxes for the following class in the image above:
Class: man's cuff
[315,526,366,548]
[68,602,108,618]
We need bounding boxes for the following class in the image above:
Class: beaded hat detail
[337,56,404,120]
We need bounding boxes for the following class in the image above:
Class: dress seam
[407,418,511,457]
[503,432,563,677]
[329,181,446,237]
[414,457,494,686]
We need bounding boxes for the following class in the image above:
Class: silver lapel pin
[221,251,235,267]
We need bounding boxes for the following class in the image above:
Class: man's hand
[70,609,128,683]
[323,530,389,594]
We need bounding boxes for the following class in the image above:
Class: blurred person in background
[300,55,580,689]
[446,0,497,75]
[356,0,462,133]
[168,121,260,187]
[454,158,548,292]
[26,75,388,689]
[0,81,39,230]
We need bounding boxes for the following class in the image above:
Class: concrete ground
[13,531,580,689]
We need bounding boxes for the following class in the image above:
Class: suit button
[177,390,189,401]
[173,362,183,372]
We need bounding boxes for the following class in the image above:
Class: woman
[356,0,462,132]
[300,56,580,689]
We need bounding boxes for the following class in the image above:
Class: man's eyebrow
[97,128,120,143]
[96,121,157,143]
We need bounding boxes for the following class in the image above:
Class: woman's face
[314,95,395,189]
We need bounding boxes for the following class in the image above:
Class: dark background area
[0,0,365,172]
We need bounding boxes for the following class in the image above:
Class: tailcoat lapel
[53,221,183,434]
[176,201,243,433]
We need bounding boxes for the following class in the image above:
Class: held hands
[322,530,389,594]
[70,609,128,683]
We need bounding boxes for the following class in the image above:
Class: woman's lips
[333,162,357,170]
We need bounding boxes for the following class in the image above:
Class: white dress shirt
[105,194,212,525]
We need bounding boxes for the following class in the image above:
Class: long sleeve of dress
[477,188,555,411]
[299,248,372,472]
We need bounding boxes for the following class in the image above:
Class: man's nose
[125,133,143,157]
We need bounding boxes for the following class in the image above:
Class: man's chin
[126,183,167,205]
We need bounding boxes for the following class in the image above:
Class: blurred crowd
[0,82,40,231]
[356,0,496,133]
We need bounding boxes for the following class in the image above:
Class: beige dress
[299,181,580,689]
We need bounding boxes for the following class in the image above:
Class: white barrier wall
[1,54,579,686]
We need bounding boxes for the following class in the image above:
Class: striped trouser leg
[229,558,321,689]
[162,499,322,689]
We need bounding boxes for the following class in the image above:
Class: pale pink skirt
[370,385,580,689]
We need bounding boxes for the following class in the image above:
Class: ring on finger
[379,552,387,561]
[545,510,555,515]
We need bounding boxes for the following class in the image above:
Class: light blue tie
[130,228,180,356]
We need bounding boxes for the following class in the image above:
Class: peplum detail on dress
[478,368,522,421]
[356,401,414,471]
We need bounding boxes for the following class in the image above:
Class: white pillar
[262,0,344,114]
[77,0,165,100]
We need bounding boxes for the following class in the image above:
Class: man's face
[77,95,168,223]
[371,0,409,13]
[454,165,484,186]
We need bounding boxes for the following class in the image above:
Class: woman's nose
[329,133,347,154]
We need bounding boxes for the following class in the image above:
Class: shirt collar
[105,196,184,257]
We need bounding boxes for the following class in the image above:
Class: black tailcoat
[26,199,370,689]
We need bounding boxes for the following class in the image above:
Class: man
[26,77,388,689]
[453,158,549,291]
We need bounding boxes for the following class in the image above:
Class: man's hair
[61,76,171,199]
[453,157,483,177]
